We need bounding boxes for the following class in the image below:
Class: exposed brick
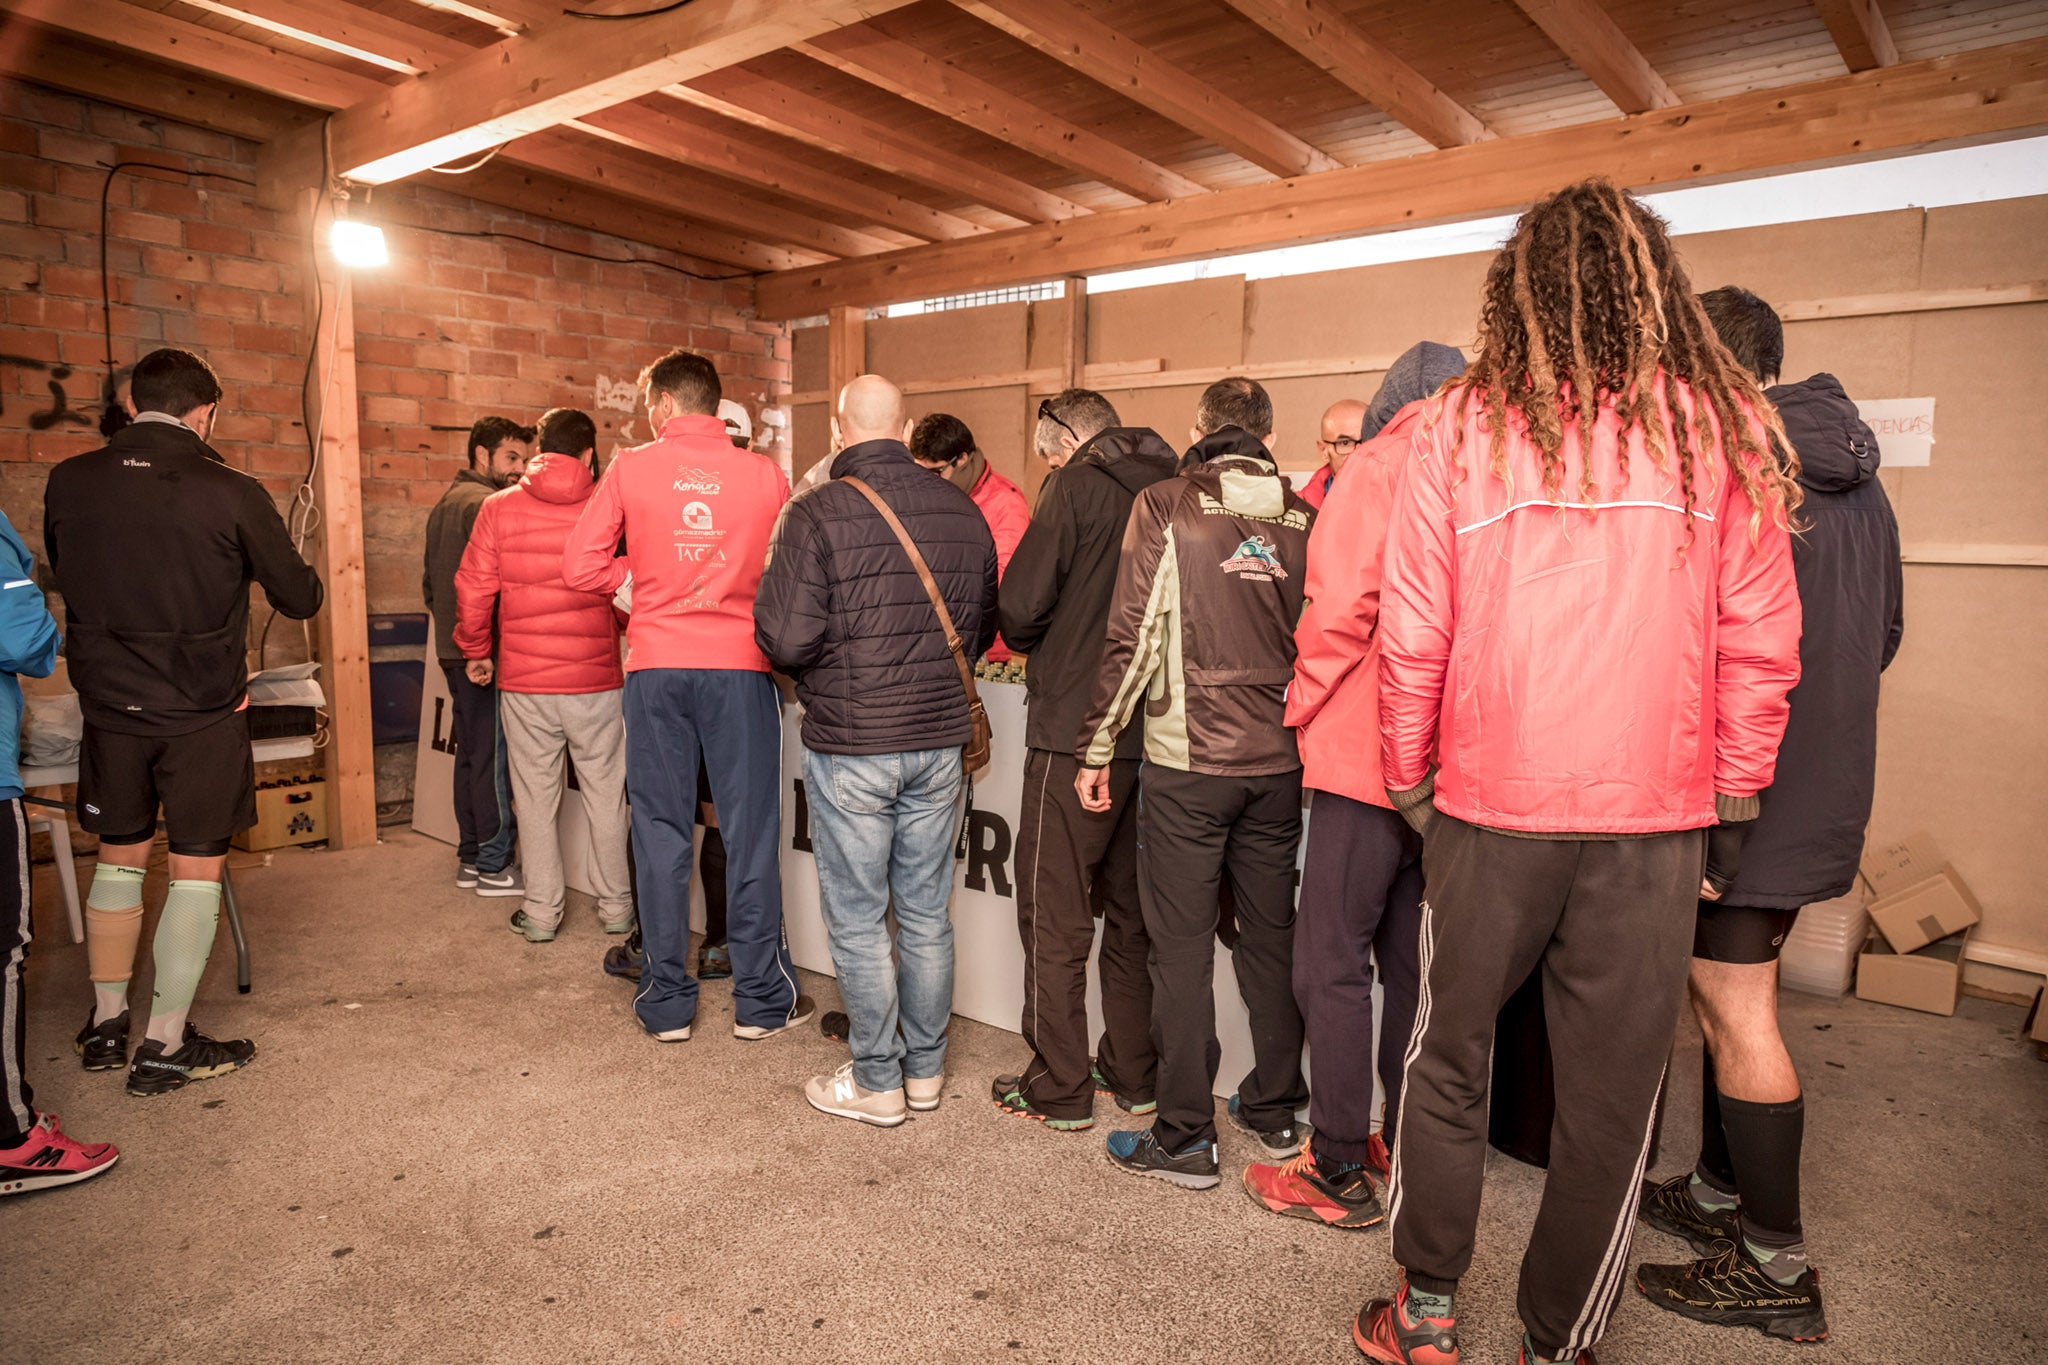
[139,247,210,284]
[193,284,262,321]
[183,221,251,256]
[356,337,416,368]
[429,261,487,293]
[232,322,296,354]
[160,123,238,161]
[212,257,282,293]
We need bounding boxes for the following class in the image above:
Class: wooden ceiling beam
[1508,0,1678,114]
[672,69,1087,223]
[795,24,1205,203]
[0,23,318,141]
[1813,0,1899,72]
[574,97,989,243]
[176,0,470,76]
[755,37,2048,318]
[953,0,1340,179]
[1218,0,1492,147]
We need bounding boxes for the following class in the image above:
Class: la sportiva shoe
[75,1009,129,1072]
[1638,1172,1739,1255]
[0,1113,119,1196]
[1228,1092,1303,1158]
[1637,1243,1829,1343]
[697,942,732,980]
[1091,1060,1156,1115]
[1243,1139,1384,1228]
[603,928,644,981]
[1365,1131,1393,1185]
[991,1074,1093,1131]
[507,910,556,943]
[1105,1128,1219,1189]
[126,1026,256,1096]
[1353,1280,1459,1365]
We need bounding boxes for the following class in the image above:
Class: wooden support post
[299,189,377,850]
[1062,275,1088,392]
[827,304,866,410]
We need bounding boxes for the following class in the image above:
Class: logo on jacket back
[1220,536,1287,581]
[673,468,722,495]
[680,501,714,533]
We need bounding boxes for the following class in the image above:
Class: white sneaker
[805,1061,907,1127]
[733,993,816,1041]
[475,867,524,898]
[905,1074,944,1112]
[651,1024,691,1042]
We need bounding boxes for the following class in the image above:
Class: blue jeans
[804,746,963,1093]
[626,669,798,1035]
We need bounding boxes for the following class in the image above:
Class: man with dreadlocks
[1353,181,1803,1365]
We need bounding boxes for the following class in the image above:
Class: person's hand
[466,658,494,686]
[1702,819,1751,901]
[1075,765,1113,813]
[1700,878,1721,902]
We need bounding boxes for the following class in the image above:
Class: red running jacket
[453,453,624,695]
[1378,382,1802,835]
[968,460,1030,663]
[1286,407,1421,809]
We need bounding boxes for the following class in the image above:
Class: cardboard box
[2025,987,2048,1046]
[1859,829,1948,900]
[1856,928,1970,1016]
[1867,866,1983,955]
[233,777,327,852]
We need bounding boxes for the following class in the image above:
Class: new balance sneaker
[1637,1244,1829,1343]
[603,928,644,981]
[1638,1172,1739,1254]
[804,1061,907,1128]
[126,1027,257,1096]
[75,1009,129,1072]
[1091,1060,1156,1115]
[905,1074,943,1112]
[507,910,556,943]
[1105,1128,1220,1189]
[733,993,817,1041]
[1353,1280,1460,1365]
[0,1114,119,1196]
[697,943,732,980]
[991,1074,1092,1130]
[1243,1139,1384,1228]
[1228,1092,1303,1158]
[475,867,524,898]
[455,862,480,890]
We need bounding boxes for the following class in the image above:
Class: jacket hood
[1181,425,1273,470]
[1180,427,1286,518]
[520,451,594,504]
[1075,426,1179,496]
[1363,341,1467,441]
[1767,373,1880,494]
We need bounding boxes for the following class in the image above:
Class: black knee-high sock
[1696,1045,1737,1191]
[1718,1093,1804,1238]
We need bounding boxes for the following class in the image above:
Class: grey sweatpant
[500,689,632,930]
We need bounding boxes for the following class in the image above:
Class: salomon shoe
[0,1113,119,1196]
[1228,1092,1303,1158]
[1638,1172,1739,1255]
[1243,1139,1384,1228]
[126,1027,256,1097]
[1104,1128,1219,1190]
[75,1009,129,1072]
[991,1074,1093,1131]
[1637,1243,1829,1343]
[603,928,645,981]
[1353,1280,1459,1365]
[1091,1060,1156,1115]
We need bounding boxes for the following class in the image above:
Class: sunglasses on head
[1036,398,1079,441]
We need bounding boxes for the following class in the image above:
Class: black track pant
[1014,750,1154,1121]
[2,798,34,1148]
[1388,815,1703,1359]
[1136,763,1305,1152]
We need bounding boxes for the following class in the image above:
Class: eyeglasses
[1036,398,1079,442]
[1316,434,1363,454]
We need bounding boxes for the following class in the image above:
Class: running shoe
[1637,1243,1829,1343]
[455,862,479,889]
[75,1009,129,1072]
[603,928,644,981]
[1104,1128,1219,1190]
[1637,1172,1739,1254]
[733,993,817,1041]
[991,1074,1093,1131]
[820,1010,851,1042]
[0,1113,119,1196]
[1091,1060,1156,1115]
[1228,1092,1303,1158]
[804,1061,907,1128]
[507,910,556,943]
[126,1026,256,1097]
[475,867,524,898]
[1243,1139,1384,1228]
[697,943,732,980]
[600,913,635,936]
[1353,1280,1459,1365]
[1365,1131,1393,1185]
[905,1074,943,1112]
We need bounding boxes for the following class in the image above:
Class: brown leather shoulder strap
[840,475,982,708]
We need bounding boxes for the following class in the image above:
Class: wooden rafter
[795,24,1205,203]
[1813,0,1899,71]
[1218,0,1491,148]
[0,22,317,141]
[756,38,2048,318]
[952,0,1341,179]
[177,0,468,76]
[1508,0,1678,114]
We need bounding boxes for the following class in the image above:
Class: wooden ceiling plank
[177,0,470,76]
[1218,0,1493,147]
[755,37,2048,318]
[1813,0,1899,72]
[795,25,1205,202]
[952,0,1342,179]
[1508,0,1678,114]
[0,24,318,141]
[672,70,1088,224]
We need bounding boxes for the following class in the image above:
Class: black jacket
[999,427,1178,757]
[422,469,498,664]
[755,439,999,756]
[44,418,324,736]
[1723,374,1904,909]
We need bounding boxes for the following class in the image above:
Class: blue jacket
[0,510,60,801]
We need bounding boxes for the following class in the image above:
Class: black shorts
[1693,901,1800,964]
[77,710,256,857]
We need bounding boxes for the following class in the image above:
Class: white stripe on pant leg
[4,801,32,1133]
[1385,895,1437,1234]
[1564,1058,1669,1355]
[1018,756,1053,1091]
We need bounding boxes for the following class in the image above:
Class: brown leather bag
[840,476,992,776]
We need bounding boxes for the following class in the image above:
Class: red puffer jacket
[1378,381,1801,835]
[453,453,624,694]
[968,459,1030,663]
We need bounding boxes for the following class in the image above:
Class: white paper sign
[1853,396,1935,468]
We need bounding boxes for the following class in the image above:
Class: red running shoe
[1354,1280,1459,1365]
[0,1113,119,1196]
[1365,1131,1393,1185]
[1243,1139,1384,1228]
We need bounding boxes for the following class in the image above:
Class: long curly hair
[1443,179,1800,541]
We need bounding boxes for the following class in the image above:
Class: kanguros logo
[672,468,722,495]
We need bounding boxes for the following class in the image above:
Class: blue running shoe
[1105,1128,1219,1190]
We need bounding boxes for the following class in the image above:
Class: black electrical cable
[99,161,258,378]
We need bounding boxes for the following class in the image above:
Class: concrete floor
[5,828,2045,1363]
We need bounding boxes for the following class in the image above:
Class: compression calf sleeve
[144,879,223,1047]
[85,863,147,1021]
[1720,1092,1806,1250]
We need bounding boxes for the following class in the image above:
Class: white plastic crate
[1779,894,1870,998]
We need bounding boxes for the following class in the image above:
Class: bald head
[835,374,907,447]
[1316,398,1372,475]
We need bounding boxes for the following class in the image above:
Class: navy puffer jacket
[755,439,999,755]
